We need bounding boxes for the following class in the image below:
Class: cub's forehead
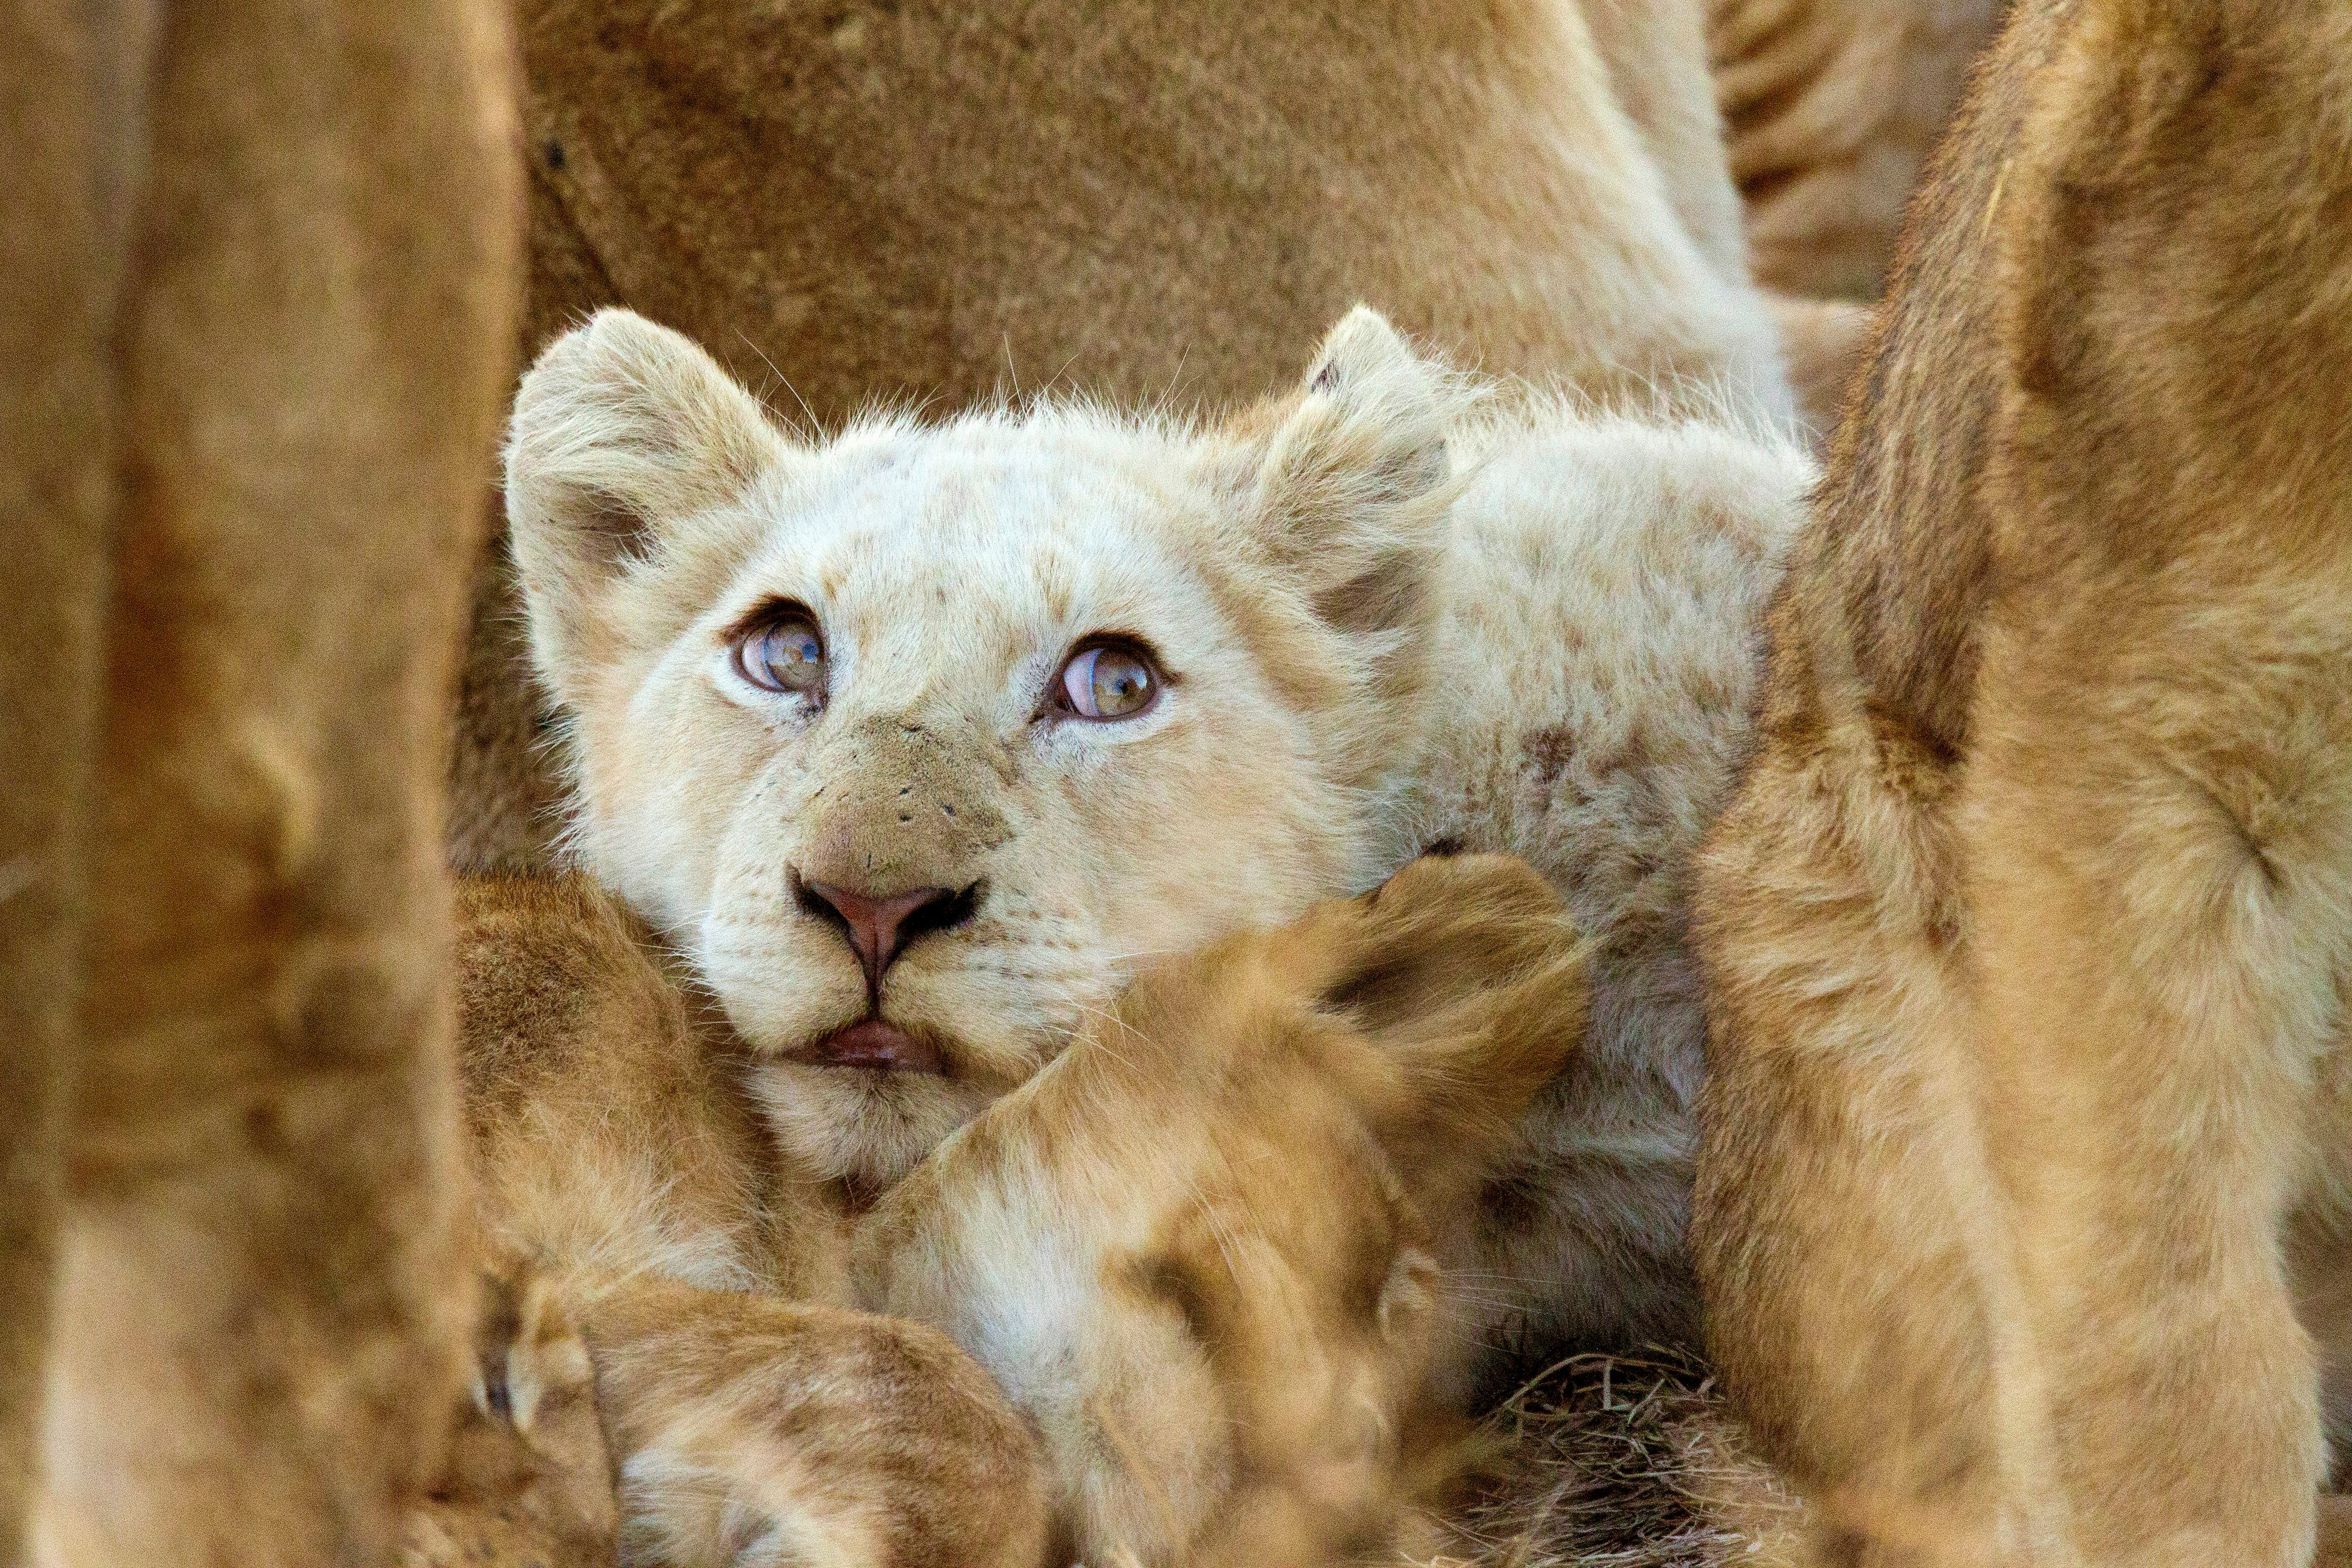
[723,416,1230,623]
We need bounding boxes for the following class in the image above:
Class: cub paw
[584,1284,1053,1568]
[399,1261,619,1567]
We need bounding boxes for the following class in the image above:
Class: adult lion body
[2,0,522,1562]
[452,0,1800,869]
[1707,0,2003,302]
[1691,2,2352,1563]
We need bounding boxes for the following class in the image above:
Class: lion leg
[31,0,522,1559]
[1962,605,2352,1568]
[1961,16,2352,1552]
[575,1278,1051,1568]
[1692,729,2041,1568]
[0,0,145,1551]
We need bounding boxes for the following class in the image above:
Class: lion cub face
[505,307,1468,1187]
[851,852,1591,1565]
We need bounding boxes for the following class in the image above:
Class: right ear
[502,309,790,695]
[1233,308,1468,639]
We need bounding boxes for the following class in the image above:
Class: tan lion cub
[1692,1,2352,1564]
[398,1262,617,1568]
[854,852,1591,1568]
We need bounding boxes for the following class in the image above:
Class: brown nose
[793,873,983,997]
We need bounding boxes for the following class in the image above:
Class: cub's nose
[793,873,983,994]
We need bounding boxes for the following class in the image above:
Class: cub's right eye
[730,609,827,698]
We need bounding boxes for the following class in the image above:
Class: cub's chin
[743,1055,987,1190]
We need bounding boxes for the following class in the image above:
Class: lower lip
[799,1019,946,1075]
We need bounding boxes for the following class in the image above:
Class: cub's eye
[731,610,826,696]
[1055,639,1160,722]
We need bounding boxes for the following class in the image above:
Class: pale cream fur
[1404,393,1809,1395]
[500,304,1810,1398]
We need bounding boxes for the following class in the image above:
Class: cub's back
[1399,407,1812,1387]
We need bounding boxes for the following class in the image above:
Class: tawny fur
[852,852,1590,1566]
[1709,0,2005,443]
[398,1262,619,1568]
[1708,0,2004,301]
[1691,2,2352,1563]
[12,0,523,1562]
[453,873,1053,1568]
[0,1,130,1544]
[452,0,1806,870]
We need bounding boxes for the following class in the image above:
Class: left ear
[1211,307,1475,792]
[503,309,792,701]
[1240,307,1467,638]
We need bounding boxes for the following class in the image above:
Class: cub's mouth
[786,1017,948,1076]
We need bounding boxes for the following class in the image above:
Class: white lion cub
[502,304,1811,1396]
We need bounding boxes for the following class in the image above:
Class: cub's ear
[1314,852,1589,1217]
[1210,307,1475,789]
[502,309,789,691]
[1241,307,1469,636]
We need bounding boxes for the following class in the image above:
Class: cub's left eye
[1055,638,1161,722]
[731,608,827,697]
